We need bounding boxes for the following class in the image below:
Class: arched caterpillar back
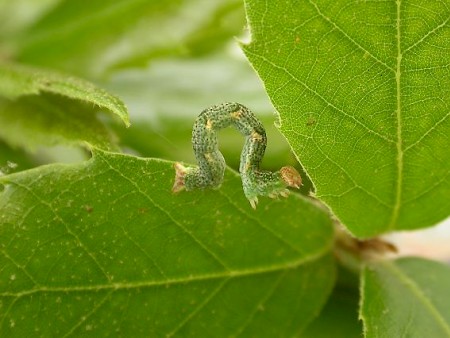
[173,102,302,208]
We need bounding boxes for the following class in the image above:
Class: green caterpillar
[172,102,302,208]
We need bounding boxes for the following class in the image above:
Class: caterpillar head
[243,167,302,209]
[279,166,302,189]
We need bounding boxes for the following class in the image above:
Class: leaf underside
[0,62,129,150]
[0,150,335,336]
[0,62,129,126]
[243,0,450,237]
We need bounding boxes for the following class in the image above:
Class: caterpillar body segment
[173,102,302,208]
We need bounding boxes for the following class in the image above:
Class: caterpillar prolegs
[172,102,302,209]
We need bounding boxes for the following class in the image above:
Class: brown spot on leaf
[306,117,316,126]
[138,207,148,214]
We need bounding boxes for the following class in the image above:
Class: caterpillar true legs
[172,102,302,208]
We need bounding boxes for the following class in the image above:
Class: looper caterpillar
[172,102,302,208]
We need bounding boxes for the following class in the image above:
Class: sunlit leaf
[243,0,450,237]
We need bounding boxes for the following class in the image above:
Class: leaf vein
[233,271,286,337]
[245,49,395,143]
[7,180,113,283]
[307,0,395,72]
[388,0,404,230]
[383,261,450,335]
[112,191,169,279]
[404,12,450,54]
[0,248,329,299]
[166,279,230,337]
[291,130,392,208]
[97,153,231,271]
[215,188,307,256]
[62,290,114,337]
[404,110,450,152]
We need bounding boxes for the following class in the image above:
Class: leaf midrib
[308,0,405,231]
[303,1,450,231]
[0,249,327,299]
[389,0,404,230]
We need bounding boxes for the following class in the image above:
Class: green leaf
[360,257,450,338]
[243,0,450,237]
[302,286,362,338]
[0,150,335,336]
[7,0,244,76]
[0,62,128,126]
[0,96,119,151]
[0,62,129,150]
